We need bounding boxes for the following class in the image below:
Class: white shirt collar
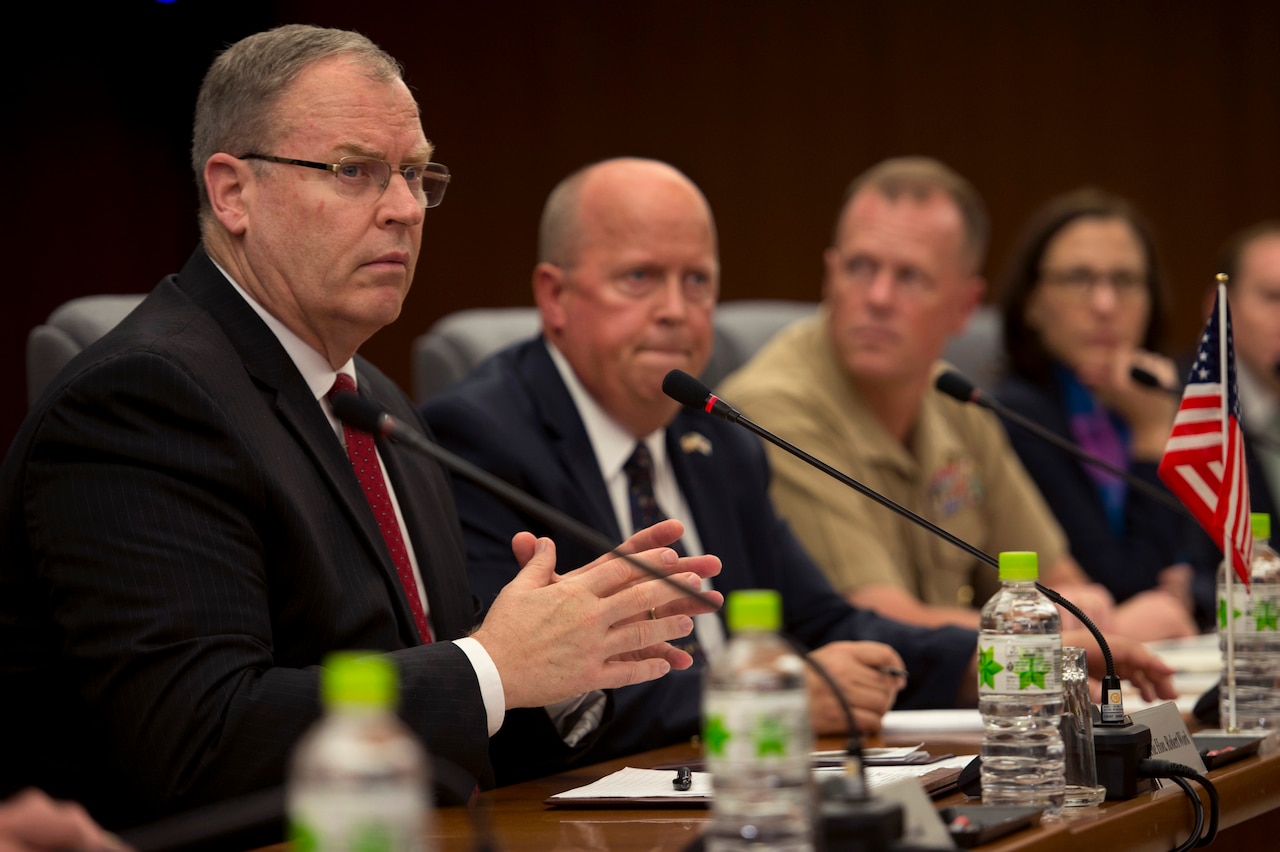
[1237,359,1279,434]
[209,257,355,434]
[545,340,670,486]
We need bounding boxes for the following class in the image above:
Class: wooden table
[424,734,1280,851]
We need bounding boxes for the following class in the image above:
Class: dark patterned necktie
[330,374,431,643]
[623,442,686,556]
[623,441,701,658]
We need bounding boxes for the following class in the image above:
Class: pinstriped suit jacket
[0,248,488,828]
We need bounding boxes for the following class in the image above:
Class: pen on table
[672,766,692,791]
[877,665,909,680]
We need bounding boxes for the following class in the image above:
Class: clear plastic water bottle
[978,551,1065,817]
[288,652,433,852]
[1218,512,1280,731]
[703,589,815,852]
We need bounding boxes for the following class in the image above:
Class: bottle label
[289,787,427,852]
[977,635,1062,694]
[703,690,812,769]
[1217,585,1280,634]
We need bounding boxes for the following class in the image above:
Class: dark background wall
[8,1,1278,450]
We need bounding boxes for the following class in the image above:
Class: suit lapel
[666,414,749,601]
[518,342,624,543]
[177,248,423,645]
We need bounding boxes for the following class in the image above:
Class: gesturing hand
[475,521,723,710]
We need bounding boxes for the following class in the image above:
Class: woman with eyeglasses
[996,188,1202,640]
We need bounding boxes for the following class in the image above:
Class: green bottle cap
[725,589,782,632]
[998,551,1039,581]
[321,652,397,709]
[1252,513,1270,540]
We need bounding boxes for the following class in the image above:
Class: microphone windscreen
[330,391,385,434]
[1130,365,1164,390]
[663,369,712,408]
[935,370,978,404]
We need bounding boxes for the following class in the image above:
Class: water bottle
[288,652,433,852]
[703,589,815,851]
[978,551,1065,817]
[1218,512,1280,731]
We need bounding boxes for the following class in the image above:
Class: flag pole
[1220,276,1239,733]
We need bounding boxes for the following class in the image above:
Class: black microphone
[665,369,1154,801]
[339,392,895,847]
[1129,365,1180,397]
[331,392,717,610]
[935,369,1193,520]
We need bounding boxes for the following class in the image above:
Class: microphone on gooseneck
[340,391,902,849]
[662,370,1120,683]
[663,369,1156,802]
[935,369,1194,520]
[331,392,718,610]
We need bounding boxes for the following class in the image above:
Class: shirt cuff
[453,637,505,736]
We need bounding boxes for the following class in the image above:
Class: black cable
[777,632,866,794]
[1137,759,1220,851]
[1167,777,1203,852]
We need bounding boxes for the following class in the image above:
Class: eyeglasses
[239,154,450,208]
[1040,267,1147,300]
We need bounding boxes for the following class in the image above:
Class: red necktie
[330,374,432,643]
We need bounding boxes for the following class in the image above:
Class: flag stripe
[1158,292,1253,585]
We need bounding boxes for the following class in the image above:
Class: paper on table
[549,756,974,803]
[881,709,983,736]
[1145,633,1220,674]
[550,766,712,800]
[812,745,924,761]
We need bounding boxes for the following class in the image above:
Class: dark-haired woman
[997,188,1201,639]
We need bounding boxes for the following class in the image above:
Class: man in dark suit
[421,158,985,784]
[0,28,719,829]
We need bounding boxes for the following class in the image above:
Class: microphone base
[1093,721,1156,800]
[818,779,903,852]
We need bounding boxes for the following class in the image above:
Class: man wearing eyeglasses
[0,26,720,829]
[423,157,1179,784]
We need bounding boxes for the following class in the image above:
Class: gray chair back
[409,299,1004,403]
[411,300,820,403]
[27,294,146,406]
[941,304,1004,391]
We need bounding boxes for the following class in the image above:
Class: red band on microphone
[704,395,718,414]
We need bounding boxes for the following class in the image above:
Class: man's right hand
[804,641,906,734]
[473,520,723,710]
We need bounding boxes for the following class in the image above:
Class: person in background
[423,158,1177,784]
[719,157,1123,635]
[422,157,980,783]
[1220,221,1280,517]
[995,188,1200,638]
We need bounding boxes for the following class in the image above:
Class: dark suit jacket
[421,338,976,785]
[0,249,488,828]
[994,375,1214,623]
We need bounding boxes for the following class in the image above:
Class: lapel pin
[680,431,712,456]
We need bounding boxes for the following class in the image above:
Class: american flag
[1158,289,1252,585]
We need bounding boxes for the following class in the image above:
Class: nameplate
[873,776,954,850]
[1129,702,1207,774]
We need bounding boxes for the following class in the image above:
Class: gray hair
[192,24,405,224]
[838,156,989,273]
